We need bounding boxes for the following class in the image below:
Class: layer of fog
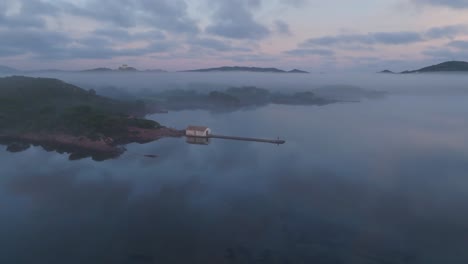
[2,72,468,97]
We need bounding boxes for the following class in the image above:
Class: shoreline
[0,127,185,159]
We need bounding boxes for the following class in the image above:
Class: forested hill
[402,61,468,73]
[0,76,158,135]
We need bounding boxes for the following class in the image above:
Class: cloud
[92,28,167,44]
[189,38,252,52]
[300,25,468,50]
[0,0,58,29]
[423,39,468,60]
[448,40,468,50]
[274,20,292,35]
[0,27,177,60]
[279,0,309,8]
[425,25,468,39]
[302,32,423,47]
[423,48,468,59]
[0,29,70,57]
[410,0,468,8]
[59,0,199,34]
[205,0,271,40]
[222,53,278,62]
[285,48,335,56]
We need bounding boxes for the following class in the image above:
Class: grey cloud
[205,0,271,40]
[285,48,335,56]
[0,27,176,60]
[372,32,423,44]
[133,30,167,41]
[411,0,468,8]
[303,32,423,47]
[0,0,58,29]
[422,40,468,61]
[50,41,176,60]
[93,29,133,41]
[60,0,199,34]
[222,53,278,62]
[423,48,468,59]
[301,25,468,49]
[92,29,166,42]
[280,0,309,7]
[0,29,70,57]
[189,38,252,52]
[448,40,468,50]
[274,20,292,35]
[425,25,468,39]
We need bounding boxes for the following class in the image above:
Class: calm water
[2,74,468,263]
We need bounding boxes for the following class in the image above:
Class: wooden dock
[187,134,286,145]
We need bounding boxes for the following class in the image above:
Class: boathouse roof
[186,126,210,132]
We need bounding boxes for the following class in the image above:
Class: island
[81,67,114,72]
[182,66,309,74]
[400,61,468,74]
[138,86,336,112]
[378,70,395,74]
[0,76,183,161]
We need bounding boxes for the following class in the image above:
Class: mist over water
[3,71,468,95]
[2,72,468,263]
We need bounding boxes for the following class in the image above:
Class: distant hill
[288,69,309,73]
[378,70,395,74]
[0,76,146,119]
[81,66,166,73]
[184,66,309,73]
[82,68,114,72]
[402,61,468,73]
[0,65,19,73]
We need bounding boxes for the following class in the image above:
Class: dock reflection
[186,136,211,145]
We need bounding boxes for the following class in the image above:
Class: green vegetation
[0,76,160,138]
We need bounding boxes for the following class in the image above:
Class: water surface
[2,73,468,263]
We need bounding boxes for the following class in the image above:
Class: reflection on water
[2,95,468,263]
[0,137,122,161]
[186,136,211,145]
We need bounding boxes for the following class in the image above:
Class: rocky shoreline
[0,127,185,161]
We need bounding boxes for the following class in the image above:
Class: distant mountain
[82,68,114,72]
[81,66,166,73]
[184,66,309,73]
[0,65,19,73]
[288,69,309,73]
[402,61,468,73]
[378,70,395,74]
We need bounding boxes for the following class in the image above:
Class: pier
[209,134,285,144]
[185,126,286,145]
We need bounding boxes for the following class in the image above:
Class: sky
[1,0,468,72]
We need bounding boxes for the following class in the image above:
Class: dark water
[2,93,468,263]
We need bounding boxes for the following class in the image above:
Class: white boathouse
[186,126,211,137]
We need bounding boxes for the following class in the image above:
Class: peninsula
[0,76,182,160]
